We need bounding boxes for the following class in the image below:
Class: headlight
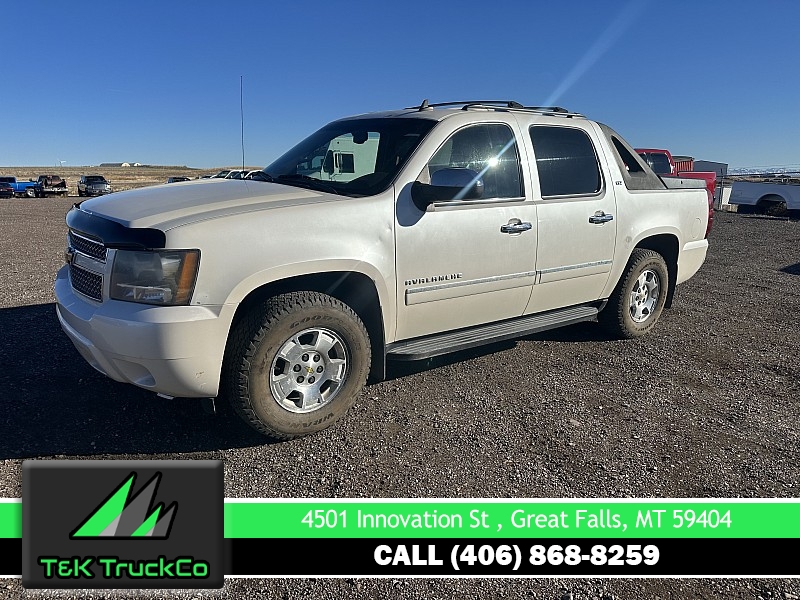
[110,249,199,305]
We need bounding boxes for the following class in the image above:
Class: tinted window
[647,152,672,175]
[530,126,602,197]
[426,123,523,199]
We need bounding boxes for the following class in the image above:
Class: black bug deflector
[66,205,166,250]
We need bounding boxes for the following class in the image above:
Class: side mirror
[323,150,334,175]
[411,167,484,210]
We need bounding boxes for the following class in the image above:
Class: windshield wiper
[277,174,341,195]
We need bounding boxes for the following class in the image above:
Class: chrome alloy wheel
[629,269,661,323]
[269,327,349,413]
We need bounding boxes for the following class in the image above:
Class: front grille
[69,263,103,301]
[69,230,107,262]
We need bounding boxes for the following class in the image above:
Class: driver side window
[422,124,523,199]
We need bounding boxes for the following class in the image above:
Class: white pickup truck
[55,100,710,440]
[728,179,800,216]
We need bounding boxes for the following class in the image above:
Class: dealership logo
[23,460,224,589]
[71,472,177,539]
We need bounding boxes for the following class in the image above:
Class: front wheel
[224,291,371,440]
[600,249,669,338]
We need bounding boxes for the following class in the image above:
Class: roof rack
[406,99,584,118]
[407,100,524,111]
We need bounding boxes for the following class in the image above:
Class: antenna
[240,75,245,171]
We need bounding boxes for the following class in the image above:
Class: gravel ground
[0,199,797,598]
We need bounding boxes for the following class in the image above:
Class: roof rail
[407,100,523,111]
[518,105,584,118]
[405,99,584,118]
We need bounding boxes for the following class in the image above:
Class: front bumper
[55,265,234,398]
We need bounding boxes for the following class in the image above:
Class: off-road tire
[600,249,669,339]
[224,291,371,440]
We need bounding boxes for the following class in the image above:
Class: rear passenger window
[529,126,602,197]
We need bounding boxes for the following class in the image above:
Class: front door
[394,122,538,340]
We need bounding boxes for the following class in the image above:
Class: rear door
[521,121,617,314]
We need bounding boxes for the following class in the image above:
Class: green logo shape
[70,472,178,539]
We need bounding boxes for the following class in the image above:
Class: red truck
[635,148,715,236]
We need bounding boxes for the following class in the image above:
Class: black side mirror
[411,167,484,210]
[323,150,334,175]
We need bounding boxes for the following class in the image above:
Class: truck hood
[77,179,327,230]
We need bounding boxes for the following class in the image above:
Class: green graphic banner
[0,502,21,538]
[222,500,800,539]
[4,499,799,539]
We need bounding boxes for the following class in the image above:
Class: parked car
[729,180,800,216]
[0,176,38,197]
[167,177,191,183]
[0,182,13,199]
[210,169,251,179]
[56,99,711,441]
[244,170,271,181]
[77,175,112,197]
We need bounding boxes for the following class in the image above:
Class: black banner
[3,538,798,578]
[0,539,21,577]
[227,538,799,576]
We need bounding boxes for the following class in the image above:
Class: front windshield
[264,117,437,197]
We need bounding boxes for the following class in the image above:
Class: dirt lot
[0,198,797,598]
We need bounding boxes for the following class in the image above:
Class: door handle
[500,219,533,234]
[589,211,614,224]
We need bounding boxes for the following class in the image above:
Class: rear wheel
[600,249,669,338]
[756,194,789,217]
[26,187,36,198]
[762,200,788,217]
[224,291,371,440]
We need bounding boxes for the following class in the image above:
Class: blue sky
[3,0,799,169]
